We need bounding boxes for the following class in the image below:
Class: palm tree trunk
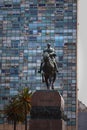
[14,120,16,130]
[25,108,27,130]
[25,114,27,130]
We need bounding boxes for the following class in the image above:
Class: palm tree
[5,97,25,130]
[18,87,32,130]
[5,88,32,130]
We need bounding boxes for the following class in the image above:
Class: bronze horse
[41,53,57,90]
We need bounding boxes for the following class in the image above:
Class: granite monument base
[29,119,65,130]
[29,90,65,130]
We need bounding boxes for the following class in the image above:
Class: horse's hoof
[47,87,49,90]
[38,70,41,73]
[52,86,54,90]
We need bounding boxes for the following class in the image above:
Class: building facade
[78,101,87,130]
[0,0,77,130]
[78,112,87,130]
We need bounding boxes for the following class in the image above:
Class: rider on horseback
[38,43,58,73]
[43,43,55,54]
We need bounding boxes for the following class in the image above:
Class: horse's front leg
[51,73,56,90]
[52,83,54,90]
[45,75,49,90]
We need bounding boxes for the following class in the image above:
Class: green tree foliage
[4,88,32,130]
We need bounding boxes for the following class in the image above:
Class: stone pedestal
[29,90,65,130]
[29,119,65,130]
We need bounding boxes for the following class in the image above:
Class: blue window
[55,36,64,46]
[10,67,19,75]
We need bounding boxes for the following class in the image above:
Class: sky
[78,0,87,105]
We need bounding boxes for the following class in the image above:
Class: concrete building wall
[78,112,87,130]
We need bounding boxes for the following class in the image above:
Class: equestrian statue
[38,43,58,90]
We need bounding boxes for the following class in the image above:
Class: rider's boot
[38,67,42,73]
[38,70,41,73]
[54,62,58,72]
[38,61,43,73]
